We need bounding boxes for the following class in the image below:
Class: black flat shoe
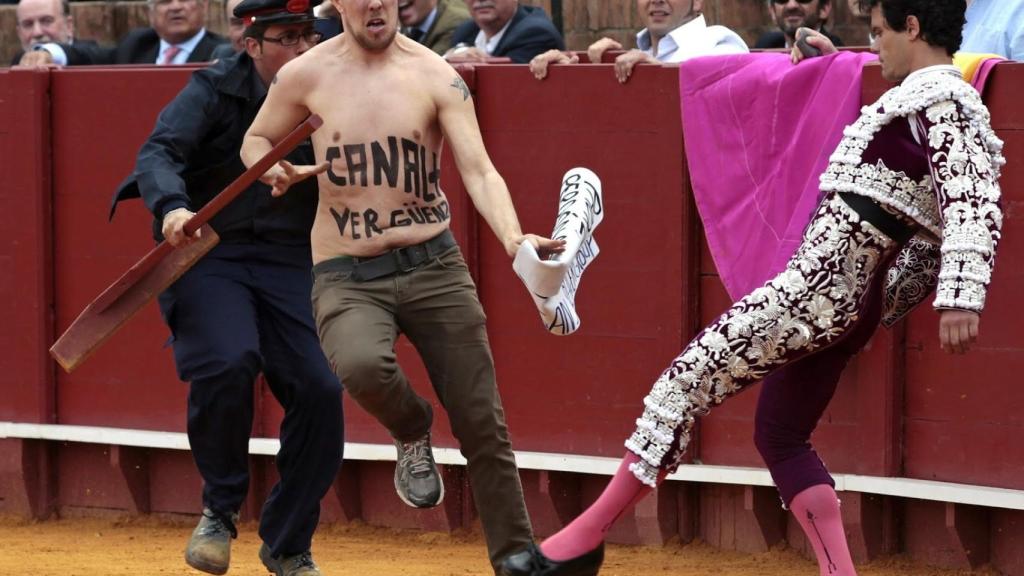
[501,541,605,576]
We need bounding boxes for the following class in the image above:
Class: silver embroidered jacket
[817,66,1005,324]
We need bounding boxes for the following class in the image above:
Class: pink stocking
[789,484,857,576]
[540,452,661,561]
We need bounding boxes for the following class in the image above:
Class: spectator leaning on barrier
[14,0,71,50]
[444,0,563,63]
[755,0,844,49]
[21,0,226,65]
[10,0,89,65]
[108,0,339,573]
[960,0,1024,60]
[530,0,748,83]
[399,0,470,56]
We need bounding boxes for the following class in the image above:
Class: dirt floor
[0,515,1000,576]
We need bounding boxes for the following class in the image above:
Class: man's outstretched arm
[436,70,565,259]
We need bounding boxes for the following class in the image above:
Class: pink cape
[679,51,878,299]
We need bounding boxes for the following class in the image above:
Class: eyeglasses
[771,0,815,4]
[261,29,323,46]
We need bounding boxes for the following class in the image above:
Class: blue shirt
[961,0,1024,60]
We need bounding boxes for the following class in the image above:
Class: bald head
[16,0,74,51]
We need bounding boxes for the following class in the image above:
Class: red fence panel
[902,62,1024,490]
[0,68,55,425]
[0,67,58,518]
[469,64,696,456]
[49,67,199,431]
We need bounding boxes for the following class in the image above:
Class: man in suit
[19,0,226,65]
[445,0,563,63]
[399,0,470,55]
[14,0,72,50]
[755,0,844,49]
[10,0,90,65]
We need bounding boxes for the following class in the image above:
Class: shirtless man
[240,0,563,572]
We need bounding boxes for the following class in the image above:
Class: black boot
[501,541,604,576]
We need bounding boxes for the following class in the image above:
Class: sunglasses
[772,0,815,4]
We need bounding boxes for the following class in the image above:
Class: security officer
[111,0,339,574]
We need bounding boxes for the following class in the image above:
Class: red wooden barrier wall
[0,67,57,518]
[1,59,1022,573]
[473,64,695,456]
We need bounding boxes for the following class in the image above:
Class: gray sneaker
[184,507,238,575]
[259,543,321,576]
[394,433,444,508]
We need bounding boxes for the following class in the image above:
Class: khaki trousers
[311,244,532,572]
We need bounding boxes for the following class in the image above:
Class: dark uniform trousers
[158,243,343,557]
[311,244,533,572]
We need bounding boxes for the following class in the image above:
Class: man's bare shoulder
[272,53,313,89]
[273,37,343,85]
[394,34,452,71]
[405,47,471,103]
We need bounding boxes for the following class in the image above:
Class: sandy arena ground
[0,515,999,576]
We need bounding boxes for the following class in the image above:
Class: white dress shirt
[157,28,208,65]
[635,14,748,63]
[474,17,514,55]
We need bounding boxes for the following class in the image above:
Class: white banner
[513,168,603,335]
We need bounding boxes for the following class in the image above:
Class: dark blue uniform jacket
[113,51,318,245]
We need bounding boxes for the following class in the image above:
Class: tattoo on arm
[272,74,278,85]
[450,76,470,101]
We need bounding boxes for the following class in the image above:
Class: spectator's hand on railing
[17,50,57,67]
[587,37,623,64]
[790,27,838,64]
[444,45,490,63]
[614,50,659,84]
[529,50,579,80]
